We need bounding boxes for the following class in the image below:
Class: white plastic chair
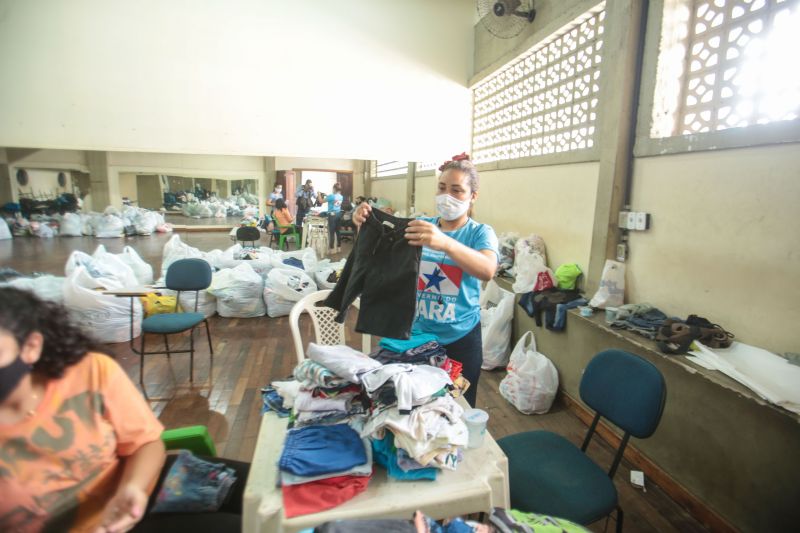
[289,289,371,364]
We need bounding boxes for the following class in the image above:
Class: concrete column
[262,156,276,215]
[586,0,647,292]
[86,151,121,209]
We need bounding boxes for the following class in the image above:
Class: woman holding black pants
[353,154,498,407]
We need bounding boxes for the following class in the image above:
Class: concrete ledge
[496,276,800,532]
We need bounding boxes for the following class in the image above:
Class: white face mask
[435,193,471,221]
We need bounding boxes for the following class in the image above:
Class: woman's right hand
[353,202,372,228]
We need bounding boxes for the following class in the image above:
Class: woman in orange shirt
[0,288,247,532]
[273,198,295,233]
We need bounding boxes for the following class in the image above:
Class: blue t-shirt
[327,193,343,213]
[413,217,499,345]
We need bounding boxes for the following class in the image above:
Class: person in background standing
[295,180,316,227]
[266,184,283,215]
[326,183,344,253]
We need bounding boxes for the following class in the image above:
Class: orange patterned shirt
[0,352,164,532]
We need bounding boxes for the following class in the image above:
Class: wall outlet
[635,212,650,230]
[618,211,630,229]
[627,212,637,230]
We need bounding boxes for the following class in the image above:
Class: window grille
[652,0,800,137]
[472,4,606,163]
[371,160,409,178]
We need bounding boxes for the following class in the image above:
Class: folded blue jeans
[151,451,237,513]
[279,424,367,477]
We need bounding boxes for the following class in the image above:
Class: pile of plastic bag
[63,245,143,343]
[1,275,66,302]
[208,263,266,318]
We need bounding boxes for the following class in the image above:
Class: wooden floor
[0,231,706,533]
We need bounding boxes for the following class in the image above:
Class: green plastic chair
[162,425,217,456]
[270,216,299,250]
[498,350,666,532]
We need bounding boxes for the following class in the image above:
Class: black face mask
[0,354,32,403]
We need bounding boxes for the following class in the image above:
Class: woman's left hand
[94,484,148,533]
[405,220,451,252]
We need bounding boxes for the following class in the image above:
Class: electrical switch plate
[626,212,637,230]
[618,211,630,229]
[635,212,650,230]
[616,243,627,262]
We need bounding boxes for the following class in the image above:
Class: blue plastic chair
[497,349,666,532]
[132,258,214,388]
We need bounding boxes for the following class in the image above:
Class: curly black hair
[0,287,102,378]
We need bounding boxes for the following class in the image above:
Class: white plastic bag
[63,266,142,343]
[134,211,159,235]
[480,280,516,370]
[158,276,217,318]
[313,259,346,290]
[65,248,138,289]
[208,264,265,318]
[94,214,125,238]
[588,259,625,309]
[59,213,83,237]
[117,246,154,285]
[160,234,204,279]
[4,275,66,302]
[91,245,139,288]
[511,249,555,294]
[266,268,317,302]
[263,268,317,318]
[499,331,559,415]
[270,248,318,272]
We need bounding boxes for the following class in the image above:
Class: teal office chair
[498,350,666,532]
[132,258,214,389]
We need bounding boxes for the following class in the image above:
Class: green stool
[161,425,217,456]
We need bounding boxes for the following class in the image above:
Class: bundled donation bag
[0,220,10,240]
[511,247,555,294]
[588,259,625,309]
[117,246,154,285]
[4,275,66,303]
[499,331,559,415]
[208,263,266,318]
[64,266,142,343]
[263,268,317,318]
[160,234,205,279]
[59,213,83,237]
[480,280,516,370]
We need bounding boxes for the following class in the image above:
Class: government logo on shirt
[416,260,463,323]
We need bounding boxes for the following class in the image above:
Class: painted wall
[0,0,472,162]
[414,176,438,216]
[275,158,356,172]
[118,173,137,203]
[370,178,409,213]
[415,164,599,271]
[627,144,800,355]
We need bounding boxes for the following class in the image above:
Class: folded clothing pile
[267,340,471,516]
[609,303,670,340]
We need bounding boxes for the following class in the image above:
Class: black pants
[132,455,250,533]
[324,209,421,339]
[442,323,483,407]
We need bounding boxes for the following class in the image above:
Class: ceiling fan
[477,0,536,39]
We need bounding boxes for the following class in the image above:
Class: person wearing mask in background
[266,184,283,215]
[0,288,249,532]
[295,180,316,228]
[352,154,498,407]
[326,183,344,253]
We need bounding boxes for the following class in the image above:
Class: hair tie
[438,152,471,171]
